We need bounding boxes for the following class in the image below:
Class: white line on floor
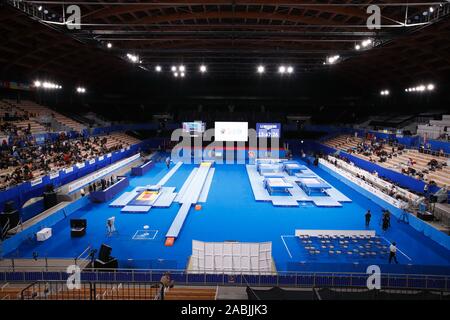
[381,236,412,261]
[280,235,295,259]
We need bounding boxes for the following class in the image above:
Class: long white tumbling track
[166,162,212,239]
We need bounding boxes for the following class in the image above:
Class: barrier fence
[1,268,449,291]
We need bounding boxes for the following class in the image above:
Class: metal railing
[18,278,450,301]
[21,281,160,300]
[0,268,448,292]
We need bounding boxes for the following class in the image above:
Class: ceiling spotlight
[380,90,390,96]
[34,81,41,87]
[326,55,340,65]
[257,65,265,74]
[174,72,179,77]
[76,87,86,94]
[106,42,112,49]
[287,66,294,74]
[355,44,361,50]
[155,65,162,72]
[38,6,43,11]
[171,66,176,72]
[179,65,185,72]
[362,39,372,47]
[199,65,207,73]
[429,7,434,12]
[278,66,286,74]
[180,72,185,78]
[126,53,139,63]
[427,83,435,91]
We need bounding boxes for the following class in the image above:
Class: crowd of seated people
[344,134,405,165]
[326,153,423,203]
[0,133,126,190]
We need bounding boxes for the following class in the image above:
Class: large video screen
[214,122,248,142]
[182,121,205,137]
[256,123,281,138]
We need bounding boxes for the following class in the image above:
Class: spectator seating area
[417,114,450,141]
[5,100,85,132]
[2,99,86,132]
[1,100,47,135]
[323,155,423,206]
[324,135,449,188]
[0,132,141,190]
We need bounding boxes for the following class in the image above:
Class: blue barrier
[305,141,440,194]
[422,138,450,154]
[320,163,450,251]
[2,196,90,256]
[131,160,154,176]
[1,269,448,290]
[21,199,45,222]
[89,177,129,203]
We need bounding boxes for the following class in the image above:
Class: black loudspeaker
[98,244,113,262]
[0,210,20,236]
[4,200,15,213]
[43,191,57,209]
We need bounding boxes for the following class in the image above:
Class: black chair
[70,219,87,237]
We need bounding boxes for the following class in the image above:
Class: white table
[36,228,52,241]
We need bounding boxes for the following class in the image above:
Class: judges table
[90,177,129,203]
[264,177,293,195]
[131,160,154,176]
[297,177,331,196]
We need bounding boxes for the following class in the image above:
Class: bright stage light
[427,83,435,91]
[257,65,265,74]
[155,65,162,72]
[199,65,207,73]
[179,65,185,72]
[278,65,286,74]
[106,42,112,49]
[287,66,294,74]
[171,66,176,72]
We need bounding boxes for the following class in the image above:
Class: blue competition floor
[7,159,450,273]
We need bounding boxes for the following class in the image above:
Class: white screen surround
[214,122,248,142]
[189,240,273,274]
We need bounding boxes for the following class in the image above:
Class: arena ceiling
[0,1,449,87]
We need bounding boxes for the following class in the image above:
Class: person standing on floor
[165,156,171,169]
[365,210,371,227]
[389,242,399,264]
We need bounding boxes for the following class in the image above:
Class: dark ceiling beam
[83,0,394,22]
[117,10,352,26]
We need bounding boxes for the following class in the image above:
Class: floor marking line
[280,235,294,259]
[132,229,159,240]
[381,236,412,261]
